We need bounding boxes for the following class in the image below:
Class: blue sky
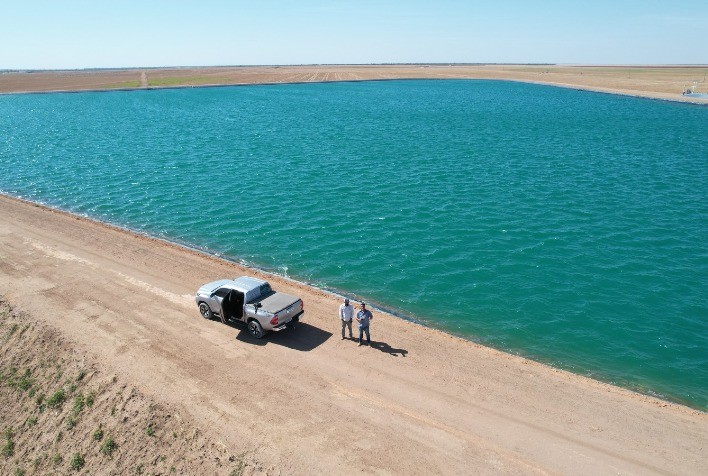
[1,0,707,69]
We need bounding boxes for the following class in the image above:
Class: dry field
[1,64,707,103]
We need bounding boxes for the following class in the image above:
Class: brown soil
[0,194,706,475]
[1,64,707,104]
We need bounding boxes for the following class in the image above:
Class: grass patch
[100,435,116,457]
[1,438,14,458]
[86,392,94,408]
[3,368,34,392]
[145,424,155,437]
[93,427,103,441]
[17,378,32,392]
[51,454,62,467]
[2,427,14,458]
[17,369,33,390]
[66,416,77,430]
[72,394,85,415]
[25,416,38,427]
[70,452,85,471]
[46,388,65,408]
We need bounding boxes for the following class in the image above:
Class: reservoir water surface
[1,80,706,409]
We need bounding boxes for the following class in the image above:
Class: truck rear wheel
[198,302,213,320]
[248,320,264,339]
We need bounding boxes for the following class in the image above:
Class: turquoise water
[1,80,707,409]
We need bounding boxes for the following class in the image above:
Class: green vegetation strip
[104,80,141,89]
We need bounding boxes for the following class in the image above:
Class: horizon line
[3,63,708,74]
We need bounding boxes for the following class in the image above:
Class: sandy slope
[0,194,706,475]
[0,299,255,475]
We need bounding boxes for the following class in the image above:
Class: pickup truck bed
[254,292,300,314]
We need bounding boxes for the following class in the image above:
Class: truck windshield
[259,283,272,296]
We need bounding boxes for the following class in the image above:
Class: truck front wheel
[248,320,265,339]
[199,302,213,320]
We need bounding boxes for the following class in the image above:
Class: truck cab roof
[197,276,272,304]
[232,276,267,293]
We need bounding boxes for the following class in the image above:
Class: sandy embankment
[0,194,706,474]
[1,64,707,104]
[0,298,249,475]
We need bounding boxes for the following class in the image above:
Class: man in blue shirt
[356,302,373,346]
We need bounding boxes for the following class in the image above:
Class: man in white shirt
[339,298,354,339]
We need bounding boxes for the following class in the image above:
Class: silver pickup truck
[195,276,304,338]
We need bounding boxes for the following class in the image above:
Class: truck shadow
[233,322,333,351]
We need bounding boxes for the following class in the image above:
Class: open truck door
[221,289,245,323]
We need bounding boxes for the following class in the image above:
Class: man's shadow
[369,340,408,357]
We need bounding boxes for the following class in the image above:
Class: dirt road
[0,194,705,474]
